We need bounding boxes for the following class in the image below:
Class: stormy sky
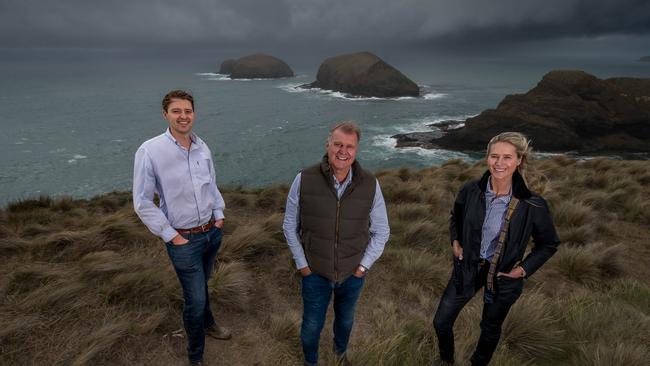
[1,0,648,59]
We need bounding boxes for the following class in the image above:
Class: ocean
[2,48,649,205]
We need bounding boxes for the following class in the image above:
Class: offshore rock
[219,59,236,75]
[306,52,419,98]
[395,70,650,154]
[228,53,294,79]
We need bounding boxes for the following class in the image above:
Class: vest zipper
[334,200,341,282]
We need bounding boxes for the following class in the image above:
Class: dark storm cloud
[0,0,647,49]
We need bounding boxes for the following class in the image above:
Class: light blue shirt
[133,129,225,242]
[283,168,390,270]
[480,179,512,259]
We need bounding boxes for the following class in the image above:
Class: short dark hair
[328,120,361,143]
[162,90,194,112]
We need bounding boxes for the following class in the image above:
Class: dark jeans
[301,273,365,366]
[433,261,523,366]
[166,226,222,363]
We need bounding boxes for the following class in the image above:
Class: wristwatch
[358,265,368,274]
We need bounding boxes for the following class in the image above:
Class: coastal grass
[1,157,649,365]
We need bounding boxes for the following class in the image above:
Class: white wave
[277,83,309,93]
[73,154,87,159]
[371,135,470,159]
[423,93,447,100]
[112,139,125,143]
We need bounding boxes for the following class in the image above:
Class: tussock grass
[1,157,649,365]
[72,318,130,366]
[397,218,448,253]
[550,242,625,287]
[499,292,566,361]
[572,342,650,366]
[209,261,252,311]
[220,223,283,261]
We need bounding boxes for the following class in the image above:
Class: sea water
[1,48,649,205]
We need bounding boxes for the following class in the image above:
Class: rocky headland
[394,70,650,154]
[218,53,294,79]
[303,52,419,98]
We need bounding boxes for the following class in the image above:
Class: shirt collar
[164,128,197,146]
[486,178,512,202]
[333,167,353,189]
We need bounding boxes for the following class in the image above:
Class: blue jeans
[433,262,523,366]
[301,273,365,366]
[166,226,222,363]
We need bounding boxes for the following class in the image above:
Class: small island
[639,56,650,62]
[303,51,419,98]
[218,53,294,79]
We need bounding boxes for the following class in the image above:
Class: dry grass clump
[1,157,649,365]
[256,185,289,210]
[548,242,625,287]
[72,318,131,366]
[571,342,650,366]
[499,292,566,361]
[386,248,449,295]
[219,222,283,261]
[209,261,252,311]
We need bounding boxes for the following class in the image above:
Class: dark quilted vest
[299,157,376,282]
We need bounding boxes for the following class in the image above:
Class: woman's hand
[452,240,463,260]
[497,266,526,278]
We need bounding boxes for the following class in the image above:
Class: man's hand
[353,265,367,278]
[171,234,189,246]
[497,266,526,279]
[452,240,463,260]
[214,219,224,229]
[299,266,312,277]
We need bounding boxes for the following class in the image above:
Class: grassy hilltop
[1,157,649,365]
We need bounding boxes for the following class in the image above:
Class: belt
[176,219,215,235]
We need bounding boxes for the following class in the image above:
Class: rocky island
[394,70,650,154]
[218,53,294,79]
[303,52,419,98]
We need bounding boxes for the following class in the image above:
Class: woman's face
[487,142,521,182]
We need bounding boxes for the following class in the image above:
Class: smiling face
[487,141,521,183]
[326,128,358,180]
[163,98,194,138]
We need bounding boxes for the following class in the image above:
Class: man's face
[326,129,358,175]
[163,98,194,136]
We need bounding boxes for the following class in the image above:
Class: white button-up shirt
[133,129,225,242]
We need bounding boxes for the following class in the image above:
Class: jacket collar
[478,169,531,200]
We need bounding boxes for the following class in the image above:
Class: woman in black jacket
[433,132,560,365]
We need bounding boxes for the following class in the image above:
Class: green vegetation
[1,157,649,365]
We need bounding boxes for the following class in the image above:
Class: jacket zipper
[334,200,340,282]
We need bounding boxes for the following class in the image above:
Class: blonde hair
[486,132,533,183]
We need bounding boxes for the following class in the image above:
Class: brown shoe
[205,324,231,340]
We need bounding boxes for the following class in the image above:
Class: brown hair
[328,120,361,143]
[486,132,533,183]
[162,90,194,112]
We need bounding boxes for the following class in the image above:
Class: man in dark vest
[283,121,390,366]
